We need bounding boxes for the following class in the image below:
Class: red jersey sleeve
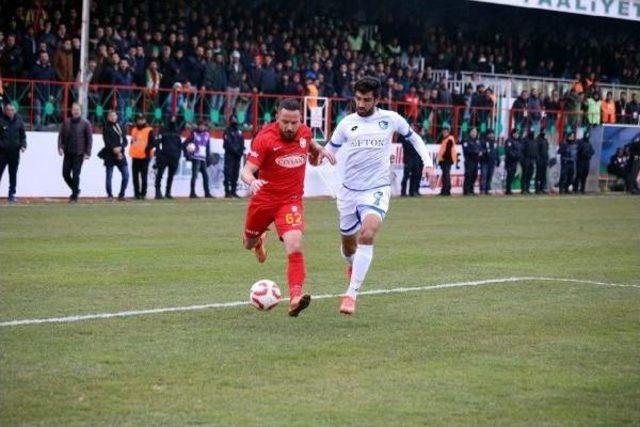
[247,134,268,168]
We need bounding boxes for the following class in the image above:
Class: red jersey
[247,123,312,204]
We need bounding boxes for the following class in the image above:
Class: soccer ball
[185,142,196,154]
[250,280,282,311]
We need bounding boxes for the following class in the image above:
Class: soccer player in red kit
[241,98,336,317]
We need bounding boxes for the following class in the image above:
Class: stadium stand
[1,0,639,137]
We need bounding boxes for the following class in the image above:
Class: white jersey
[329,108,430,191]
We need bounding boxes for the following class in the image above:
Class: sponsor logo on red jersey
[275,154,306,168]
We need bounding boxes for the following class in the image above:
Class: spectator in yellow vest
[586,92,602,126]
[129,114,154,199]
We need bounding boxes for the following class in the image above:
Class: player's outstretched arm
[241,162,267,194]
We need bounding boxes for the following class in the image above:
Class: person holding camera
[101,110,129,200]
[184,120,213,199]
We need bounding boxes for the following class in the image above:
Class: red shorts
[244,200,305,240]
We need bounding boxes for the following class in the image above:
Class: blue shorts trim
[339,221,360,233]
[403,130,413,139]
[342,183,390,192]
[356,204,386,219]
[330,142,342,148]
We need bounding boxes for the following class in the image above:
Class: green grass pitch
[1,195,639,426]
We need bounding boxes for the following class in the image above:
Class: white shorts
[337,185,391,236]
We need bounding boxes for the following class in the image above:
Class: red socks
[287,252,306,298]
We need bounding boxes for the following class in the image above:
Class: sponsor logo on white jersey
[275,154,306,168]
[349,135,386,148]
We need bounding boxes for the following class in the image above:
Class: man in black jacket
[400,132,424,197]
[222,116,244,198]
[625,135,640,194]
[574,133,595,194]
[479,129,499,195]
[58,103,92,202]
[0,103,27,203]
[101,110,129,200]
[534,131,549,194]
[462,127,480,196]
[504,128,521,195]
[520,131,537,194]
[154,118,183,199]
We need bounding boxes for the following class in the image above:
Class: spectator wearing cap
[226,50,244,122]
[0,102,27,203]
[479,129,499,195]
[129,114,154,199]
[504,128,521,195]
[184,120,213,199]
[558,132,577,194]
[535,131,549,194]
[462,127,480,196]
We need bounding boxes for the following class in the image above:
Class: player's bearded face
[355,91,377,117]
[277,109,301,141]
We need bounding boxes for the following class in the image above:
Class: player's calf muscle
[341,235,358,256]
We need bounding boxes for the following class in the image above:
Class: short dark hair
[278,98,301,112]
[354,77,381,97]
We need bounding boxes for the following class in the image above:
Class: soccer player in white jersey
[327,77,435,315]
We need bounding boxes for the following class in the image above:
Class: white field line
[1,276,638,328]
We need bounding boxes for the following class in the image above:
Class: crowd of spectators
[0,0,639,130]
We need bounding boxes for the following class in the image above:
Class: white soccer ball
[186,142,196,154]
[250,280,282,311]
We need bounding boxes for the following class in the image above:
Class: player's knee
[243,237,256,250]
[285,238,303,254]
[283,231,303,254]
[358,227,376,244]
